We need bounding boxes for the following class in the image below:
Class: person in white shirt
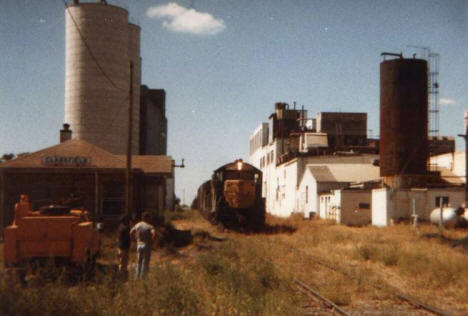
[130,212,156,279]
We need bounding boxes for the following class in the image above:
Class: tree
[1,153,15,163]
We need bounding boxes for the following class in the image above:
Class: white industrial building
[249,99,466,227]
[303,162,379,218]
[249,103,379,223]
[371,187,464,227]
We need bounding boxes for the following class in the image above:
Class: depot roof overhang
[0,167,145,175]
[0,139,174,177]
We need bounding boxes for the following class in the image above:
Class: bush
[355,244,377,261]
[380,245,400,266]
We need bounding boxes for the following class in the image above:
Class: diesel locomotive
[193,159,265,231]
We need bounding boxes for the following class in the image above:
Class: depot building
[0,139,174,230]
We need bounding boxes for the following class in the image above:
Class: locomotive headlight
[237,161,243,170]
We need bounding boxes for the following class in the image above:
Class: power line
[60,0,137,158]
[62,0,125,92]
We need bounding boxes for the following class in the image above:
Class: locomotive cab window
[224,170,255,180]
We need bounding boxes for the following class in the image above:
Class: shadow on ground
[261,223,297,235]
[158,224,227,248]
[422,232,468,252]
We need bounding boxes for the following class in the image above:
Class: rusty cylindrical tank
[380,58,428,177]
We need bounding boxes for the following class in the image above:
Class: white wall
[372,187,465,227]
[430,151,465,177]
[298,170,318,218]
[268,160,300,217]
[372,188,390,227]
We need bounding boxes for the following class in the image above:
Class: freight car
[194,159,265,231]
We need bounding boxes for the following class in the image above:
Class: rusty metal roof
[308,164,380,183]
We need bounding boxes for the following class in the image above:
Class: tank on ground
[429,206,463,228]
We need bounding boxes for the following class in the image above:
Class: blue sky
[1,0,467,203]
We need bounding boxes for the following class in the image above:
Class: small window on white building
[435,196,449,207]
[306,185,309,203]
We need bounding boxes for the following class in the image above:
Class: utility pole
[125,62,134,217]
[457,110,468,206]
[172,159,185,209]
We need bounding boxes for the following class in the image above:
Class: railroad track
[205,229,454,315]
[264,256,351,315]
[295,277,350,315]
[267,238,453,316]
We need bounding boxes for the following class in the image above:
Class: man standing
[117,215,131,276]
[130,212,156,279]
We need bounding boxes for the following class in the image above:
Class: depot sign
[41,156,92,166]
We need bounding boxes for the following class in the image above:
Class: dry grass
[251,216,468,313]
[0,212,301,316]
[1,210,467,314]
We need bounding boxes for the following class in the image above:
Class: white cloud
[440,98,456,106]
[146,3,225,35]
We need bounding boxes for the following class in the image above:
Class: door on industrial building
[101,181,125,219]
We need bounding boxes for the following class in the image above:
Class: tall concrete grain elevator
[64,1,141,154]
[380,54,428,188]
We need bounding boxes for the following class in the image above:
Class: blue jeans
[135,244,151,279]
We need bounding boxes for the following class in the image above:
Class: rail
[263,257,350,316]
[271,239,453,316]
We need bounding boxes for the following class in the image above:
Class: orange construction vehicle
[3,195,101,268]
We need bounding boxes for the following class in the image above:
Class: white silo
[64,1,141,154]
